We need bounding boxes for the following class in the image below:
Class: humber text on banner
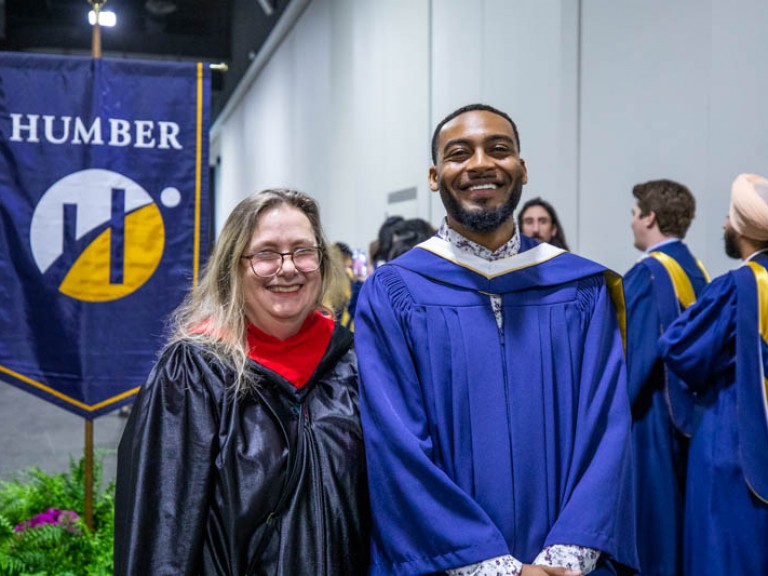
[0,53,211,419]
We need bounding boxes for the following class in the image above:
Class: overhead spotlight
[88,10,117,27]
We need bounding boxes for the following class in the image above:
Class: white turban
[729,173,768,241]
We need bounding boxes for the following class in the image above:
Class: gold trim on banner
[0,364,139,412]
[193,61,204,287]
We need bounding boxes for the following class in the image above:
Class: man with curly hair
[624,178,709,576]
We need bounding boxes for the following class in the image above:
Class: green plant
[0,452,114,576]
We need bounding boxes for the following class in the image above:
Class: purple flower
[13,508,80,533]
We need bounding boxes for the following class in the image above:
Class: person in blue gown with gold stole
[623,179,709,576]
[659,173,768,575]
[355,104,637,576]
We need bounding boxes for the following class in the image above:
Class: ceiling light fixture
[88,10,117,27]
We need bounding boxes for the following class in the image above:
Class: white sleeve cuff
[446,554,522,576]
[533,544,600,574]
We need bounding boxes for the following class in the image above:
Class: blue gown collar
[387,235,612,295]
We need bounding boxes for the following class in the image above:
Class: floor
[0,380,127,484]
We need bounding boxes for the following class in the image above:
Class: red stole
[246,311,334,389]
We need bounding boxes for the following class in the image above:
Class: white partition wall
[579,0,713,272]
[213,0,430,253]
[430,0,580,254]
[706,0,768,276]
[212,0,768,277]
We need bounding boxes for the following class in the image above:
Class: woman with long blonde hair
[115,188,369,575]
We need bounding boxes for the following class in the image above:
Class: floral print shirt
[437,219,601,576]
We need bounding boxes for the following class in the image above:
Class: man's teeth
[269,285,300,293]
[468,184,497,191]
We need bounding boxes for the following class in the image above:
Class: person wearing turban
[659,173,768,575]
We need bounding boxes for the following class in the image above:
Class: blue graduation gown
[659,255,768,575]
[355,236,637,575]
[624,241,708,576]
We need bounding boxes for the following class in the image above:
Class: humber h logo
[30,168,182,302]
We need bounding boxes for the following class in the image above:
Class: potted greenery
[0,454,114,575]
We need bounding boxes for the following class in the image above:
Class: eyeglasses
[241,247,323,278]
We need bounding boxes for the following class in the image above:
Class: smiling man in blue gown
[355,104,638,576]
[660,173,768,575]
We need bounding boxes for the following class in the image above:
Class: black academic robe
[114,326,370,575]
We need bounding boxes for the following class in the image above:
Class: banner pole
[84,419,94,531]
[83,0,107,533]
[89,0,105,59]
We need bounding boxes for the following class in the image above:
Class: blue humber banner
[0,53,211,419]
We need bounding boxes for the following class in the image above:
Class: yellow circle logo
[30,169,172,302]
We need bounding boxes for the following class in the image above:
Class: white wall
[430,1,580,239]
[579,0,712,272]
[214,0,430,254]
[212,0,768,277]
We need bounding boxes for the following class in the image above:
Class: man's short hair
[633,179,696,238]
[431,103,521,164]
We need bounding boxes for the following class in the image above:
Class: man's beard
[439,181,522,234]
[724,226,741,259]
[724,225,741,259]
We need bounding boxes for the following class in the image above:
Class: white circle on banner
[161,187,181,208]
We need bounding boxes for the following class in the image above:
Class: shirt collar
[645,237,681,253]
[745,247,768,262]
[436,218,520,262]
